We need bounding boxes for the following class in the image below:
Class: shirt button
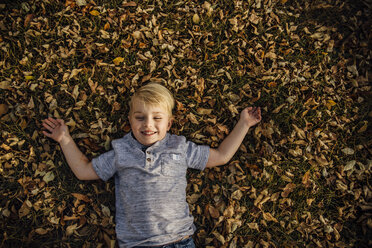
[147,158,151,162]
[147,151,151,154]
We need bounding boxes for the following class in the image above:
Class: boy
[42,83,261,248]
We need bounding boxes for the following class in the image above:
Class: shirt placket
[145,149,152,169]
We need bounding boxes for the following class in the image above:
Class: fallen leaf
[90,10,100,16]
[43,171,55,183]
[113,57,124,66]
[208,205,220,219]
[262,212,278,222]
[341,147,354,155]
[0,104,9,116]
[35,228,49,235]
[281,183,296,198]
[193,13,200,24]
[123,1,137,7]
[66,224,78,236]
[72,193,91,203]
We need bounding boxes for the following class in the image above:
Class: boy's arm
[42,117,100,180]
[206,107,261,168]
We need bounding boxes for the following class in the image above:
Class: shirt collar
[128,132,169,150]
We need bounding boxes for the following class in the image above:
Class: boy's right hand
[42,117,71,144]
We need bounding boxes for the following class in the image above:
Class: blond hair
[129,83,175,116]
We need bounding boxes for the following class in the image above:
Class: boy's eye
[154,117,162,120]
[135,116,144,120]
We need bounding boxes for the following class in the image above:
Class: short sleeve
[185,141,210,171]
[92,150,116,181]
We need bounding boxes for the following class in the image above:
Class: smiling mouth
[141,131,157,136]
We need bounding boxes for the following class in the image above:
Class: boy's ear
[167,118,173,131]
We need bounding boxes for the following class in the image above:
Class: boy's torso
[92,133,209,247]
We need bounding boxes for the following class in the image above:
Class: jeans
[136,237,196,248]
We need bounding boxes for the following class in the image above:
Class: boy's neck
[130,132,149,151]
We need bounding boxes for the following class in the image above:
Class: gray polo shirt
[92,132,210,248]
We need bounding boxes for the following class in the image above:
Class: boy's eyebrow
[133,111,166,114]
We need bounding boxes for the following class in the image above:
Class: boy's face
[129,97,172,146]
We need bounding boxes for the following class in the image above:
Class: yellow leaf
[0,81,11,89]
[25,75,34,80]
[113,57,124,66]
[192,13,200,24]
[326,100,336,109]
[90,10,100,16]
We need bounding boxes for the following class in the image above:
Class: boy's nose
[144,118,153,127]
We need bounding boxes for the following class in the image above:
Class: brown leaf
[262,212,278,222]
[71,193,91,203]
[231,189,243,200]
[223,205,235,218]
[35,228,49,235]
[24,14,34,27]
[281,183,296,198]
[18,200,31,218]
[123,1,137,7]
[302,170,311,187]
[208,205,220,219]
[0,104,9,116]
[187,112,199,124]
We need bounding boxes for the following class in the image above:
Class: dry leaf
[341,148,354,155]
[281,183,296,198]
[208,205,220,219]
[0,104,9,116]
[193,14,200,24]
[113,57,124,66]
[262,212,278,222]
[72,193,91,202]
[43,171,55,183]
[123,1,137,7]
[90,10,100,16]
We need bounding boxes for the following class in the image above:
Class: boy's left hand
[240,107,262,128]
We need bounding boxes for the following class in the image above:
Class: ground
[0,0,371,247]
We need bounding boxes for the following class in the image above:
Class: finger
[42,130,52,137]
[256,108,262,120]
[246,107,254,113]
[42,122,55,132]
[251,107,258,114]
[56,119,65,125]
[48,117,60,126]
[47,118,60,128]
[44,119,56,128]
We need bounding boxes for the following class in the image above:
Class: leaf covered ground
[0,0,371,247]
